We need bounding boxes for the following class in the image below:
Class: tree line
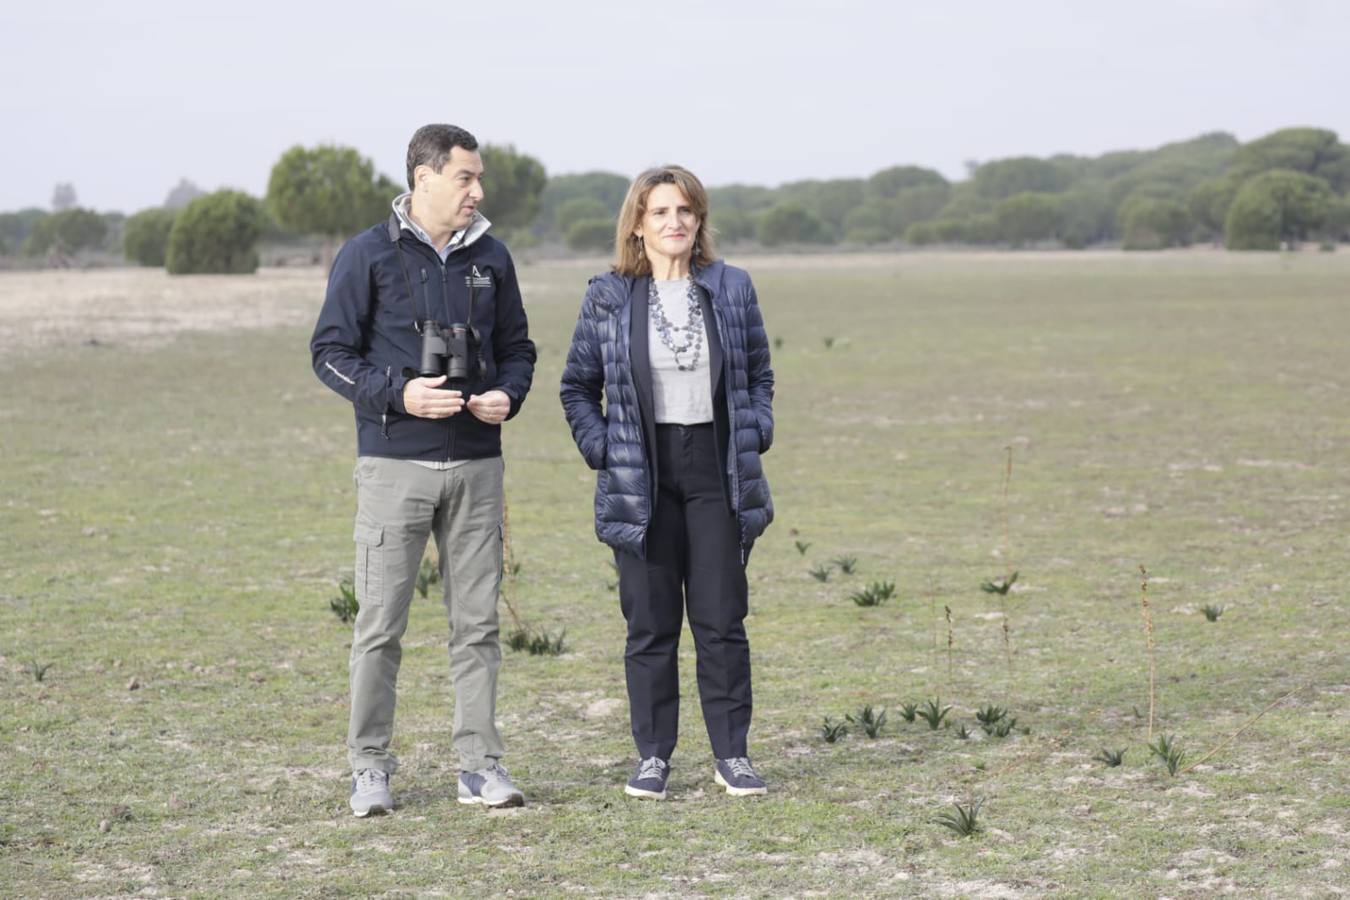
[2,126,1347,273]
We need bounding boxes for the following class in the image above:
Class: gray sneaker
[624,757,670,800]
[714,757,767,796]
[458,763,525,808]
[350,768,393,817]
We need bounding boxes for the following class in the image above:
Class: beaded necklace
[647,277,704,372]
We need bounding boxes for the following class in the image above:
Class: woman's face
[636,183,699,264]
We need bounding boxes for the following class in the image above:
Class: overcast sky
[2,0,1346,213]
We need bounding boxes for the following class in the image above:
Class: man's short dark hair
[406,125,480,190]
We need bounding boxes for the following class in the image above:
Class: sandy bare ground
[0,248,1323,361]
[0,266,327,360]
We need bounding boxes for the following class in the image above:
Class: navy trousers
[616,423,752,761]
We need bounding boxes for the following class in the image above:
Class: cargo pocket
[353,519,386,607]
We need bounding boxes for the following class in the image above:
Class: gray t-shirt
[648,277,713,424]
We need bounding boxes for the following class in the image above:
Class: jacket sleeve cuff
[388,373,410,414]
[495,386,523,420]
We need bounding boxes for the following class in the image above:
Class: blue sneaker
[625,757,670,800]
[714,757,766,796]
[458,763,525,808]
[350,768,392,817]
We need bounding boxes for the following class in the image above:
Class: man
[311,124,536,816]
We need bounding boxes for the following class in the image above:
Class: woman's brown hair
[612,165,717,277]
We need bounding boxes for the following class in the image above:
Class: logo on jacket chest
[464,265,492,289]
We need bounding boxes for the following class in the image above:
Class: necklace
[648,277,704,372]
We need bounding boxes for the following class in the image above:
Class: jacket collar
[386,192,491,258]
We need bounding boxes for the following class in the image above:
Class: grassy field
[1,251,1347,897]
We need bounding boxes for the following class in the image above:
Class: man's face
[415,146,485,231]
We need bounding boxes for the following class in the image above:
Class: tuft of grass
[897,702,919,724]
[329,576,358,624]
[954,723,971,740]
[832,555,858,575]
[849,581,895,607]
[1148,734,1185,776]
[506,627,567,656]
[605,560,619,592]
[989,716,1019,738]
[935,798,984,838]
[980,571,1019,596]
[918,698,952,730]
[1094,747,1127,767]
[809,564,831,583]
[772,336,784,351]
[823,336,835,350]
[820,717,849,743]
[415,556,440,599]
[1201,603,1225,622]
[794,540,812,556]
[846,705,887,738]
[25,660,53,682]
[975,705,1008,731]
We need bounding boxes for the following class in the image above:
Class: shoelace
[637,758,668,781]
[724,757,756,778]
[355,769,387,791]
[486,763,513,783]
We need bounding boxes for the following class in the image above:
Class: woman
[560,165,775,800]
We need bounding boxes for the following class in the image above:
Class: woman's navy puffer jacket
[560,259,774,558]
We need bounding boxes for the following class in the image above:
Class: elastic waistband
[655,422,713,432]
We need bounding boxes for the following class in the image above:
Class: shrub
[565,218,614,252]
[994,192,1063,246]
[757,202,834,246]
[166,190,266,275]
[22,208,107,256]
[123,208,178,267]
[555,197,609,234]
[1119,197,1191,250]
[1225,170,1335,250]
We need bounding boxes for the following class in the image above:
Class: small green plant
[846,705,887,738]
[809,564,831,583]
[25,660,53,682]
[898,702,919,723]
[980,571,1019,595]
[415,557,441,599]
[773,336,784,350]
[794,540,811,556]
[823,336,835,349]
[1148,734,1185,776]
[1094,747,1127,767]
[832,556,858,575]
[820,717,849,743]
[954,723,971,740]
[918,698,952,730]
[507,627,567,656]
[1201,604,1225,622]
[330,577,358,623]
[975,705,1008,731]
[606,560,619,592]
[935,798,984,838]
[850,581,895,607]
[989,717,1019,738]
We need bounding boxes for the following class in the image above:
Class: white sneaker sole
[715,770,767,796]
[624,784,668,800]
[351,800,391,817]
[457,793,525,808]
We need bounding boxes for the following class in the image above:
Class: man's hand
[403,376,464,419]
[466,389,511,425]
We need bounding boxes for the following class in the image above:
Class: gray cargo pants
[347,455,506,775]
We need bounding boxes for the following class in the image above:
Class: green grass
[2,251,1347,896]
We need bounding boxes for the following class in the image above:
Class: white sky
[2,0,1346,212]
